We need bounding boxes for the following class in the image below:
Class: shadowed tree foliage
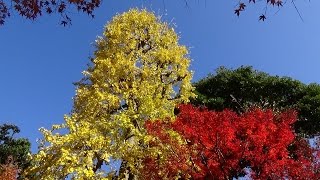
[296,84,320,136]
[0,156,19,180]
[192,66,320,137]
[0,124,31,179]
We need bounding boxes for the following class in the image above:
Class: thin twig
[291,0,304,22]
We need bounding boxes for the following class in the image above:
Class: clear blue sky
[1,0,320,152]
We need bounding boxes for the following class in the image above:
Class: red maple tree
[143,105,320,179]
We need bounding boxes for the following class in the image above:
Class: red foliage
[144,105,320,179]
[0,156,18,180]
[143,120,193,179]
[0,0,101,25]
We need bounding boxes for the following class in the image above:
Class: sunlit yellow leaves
[26,8,194,179]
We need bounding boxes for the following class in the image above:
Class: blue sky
[1,0,320,152]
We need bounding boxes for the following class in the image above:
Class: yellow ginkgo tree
[26,9,194,179]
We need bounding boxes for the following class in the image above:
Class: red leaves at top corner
[259,14,266,21]
[235,0,284,21]
[60,20,68,26]
[0,1,9,25]
[235,3,246,17]
[0,0,101,26]
[268,0,283,7]
[239,3,246,10]
[234,9,241,17]
[60,15,71,27]
[58,3,66,13]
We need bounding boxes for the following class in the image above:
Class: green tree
[296,84,320,136]
[26,9,194,179]
[192,66,320,136]
[0,124,31,179]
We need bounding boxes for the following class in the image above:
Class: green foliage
[0,124,31,179]
[296,84,320,136]
[192,66,320,136]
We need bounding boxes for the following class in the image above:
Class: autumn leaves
[24,9,320,179]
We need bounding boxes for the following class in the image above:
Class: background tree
[0,124,31,179]
[144,105,320,179]
[296,84,320,136]
[26,9,194,179]
[192,66,320,136]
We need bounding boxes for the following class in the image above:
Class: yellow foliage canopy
[26,9,194,179]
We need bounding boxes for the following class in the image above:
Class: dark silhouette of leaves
[259,14,266,21]
[0,0,101,25]
[234,9,241,16]
[234,0,298,21]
